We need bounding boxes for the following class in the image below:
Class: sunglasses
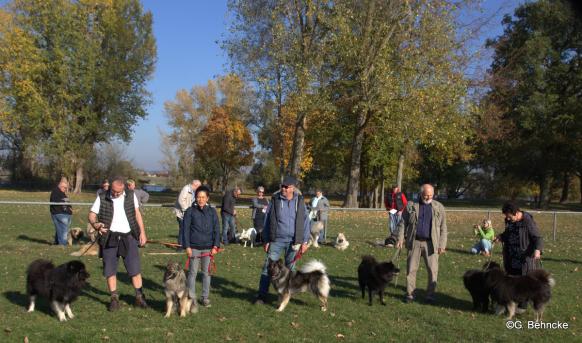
[281,185,293,189]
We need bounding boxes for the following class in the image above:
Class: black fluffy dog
[463,261,501,312]
[485,268,555,321]
[26,259,89,321]
[357,255,400,305]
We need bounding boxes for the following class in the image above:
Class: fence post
[552,211,557,241]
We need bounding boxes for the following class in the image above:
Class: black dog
[26,259,90,321]
[357,255,400,305]
[485,268,555,321]
[463,261,501,312]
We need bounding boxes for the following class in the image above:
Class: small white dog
[308,221,324,248]
[240,228,257,248]
[334,232,349,251]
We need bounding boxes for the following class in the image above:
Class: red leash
[291,247,304,264]
[184,248,223,275]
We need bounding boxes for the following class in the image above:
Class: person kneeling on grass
[470,219,495,257]
[183,185,221,308]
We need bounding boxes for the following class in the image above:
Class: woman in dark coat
[495,201,544,312]
[183,186,220,307]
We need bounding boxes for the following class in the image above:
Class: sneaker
[404,295,414,303]
[108,296,120,312]
[135,294,149,309]
[200,298,211,308]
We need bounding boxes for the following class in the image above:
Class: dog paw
[58,315,67,322]
[321,307,327,312]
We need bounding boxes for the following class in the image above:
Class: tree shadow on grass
[446,247,475,256]
[17,234,53,246]
[542,256,582,265]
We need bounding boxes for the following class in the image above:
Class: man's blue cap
[282,175,298,186]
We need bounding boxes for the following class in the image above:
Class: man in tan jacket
[396,184,447,303]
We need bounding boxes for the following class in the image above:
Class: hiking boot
[200,298,211,308]
[108,296,120,312]
[135,294,149,309]
[404,295,414,303]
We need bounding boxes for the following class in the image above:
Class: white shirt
[90,192,140,233]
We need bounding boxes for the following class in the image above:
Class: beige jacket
[397,200,447,251]
[174,184,194,219]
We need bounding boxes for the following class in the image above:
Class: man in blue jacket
[254,176,311,304]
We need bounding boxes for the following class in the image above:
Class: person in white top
[174,180,202,250]
[88,177,148,311]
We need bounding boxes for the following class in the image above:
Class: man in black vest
[254,176,311,305]
[88,177,148,311]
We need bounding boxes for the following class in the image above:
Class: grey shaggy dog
[268,259,330,312]
[163,261,195,317]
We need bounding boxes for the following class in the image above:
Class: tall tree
[224,0,329,178]
[482,0,582,208]
[195,107,254,190]
[163,74,255,183]
[0,0,156,192]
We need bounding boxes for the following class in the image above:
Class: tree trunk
[559,172,570,203]
[380,170,385,209]
[73,164,84,194]
[289,114,306,178]
[396,153,405,190]
[537,177,551,209]
[343,114,366,208]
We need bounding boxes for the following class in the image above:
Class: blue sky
[125,0,523,171]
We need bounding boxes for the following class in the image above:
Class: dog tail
[301,259,327,274]
[529,269,556,288]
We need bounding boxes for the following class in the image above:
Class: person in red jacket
[384,185,407,247]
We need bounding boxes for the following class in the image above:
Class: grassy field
[0,190,580,342]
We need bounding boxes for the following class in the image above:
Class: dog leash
[482,242,495,271]
[184,248,224,275]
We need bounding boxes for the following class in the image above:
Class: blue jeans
[51,213,71,246]
[257,241,298,298]
[388,212,402,236]
[316,219,328,243]
[187,249,211,300]
[221,214,237,245]
[471,239,492,254]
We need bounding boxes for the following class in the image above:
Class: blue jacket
[263,191,311,244]
[183,204,221,250]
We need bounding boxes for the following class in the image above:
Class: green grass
[0,190,580,342]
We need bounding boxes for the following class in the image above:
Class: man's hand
[533,249,541,260]
[438,248,446,255]
[233,209,237,216]
[211,246,219,256]
[300,243,309,254]
[186,247,192,258]
[264,243,270,253]
[139,231,147,247]
[396,240,403,249]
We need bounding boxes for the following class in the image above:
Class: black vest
[388,192,405,211]
[268,191,306,244]
[98,190,140,240]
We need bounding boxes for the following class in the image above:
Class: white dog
[334,232,349,251]
[240,228,257,248]
[308,221,324,248]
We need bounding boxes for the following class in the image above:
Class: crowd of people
[48,177,544,313]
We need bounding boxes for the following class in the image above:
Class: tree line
[2,1,581,209]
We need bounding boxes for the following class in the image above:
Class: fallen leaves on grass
[290,322,300,329]
[218,316,227,322]
[336,333,345,339]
